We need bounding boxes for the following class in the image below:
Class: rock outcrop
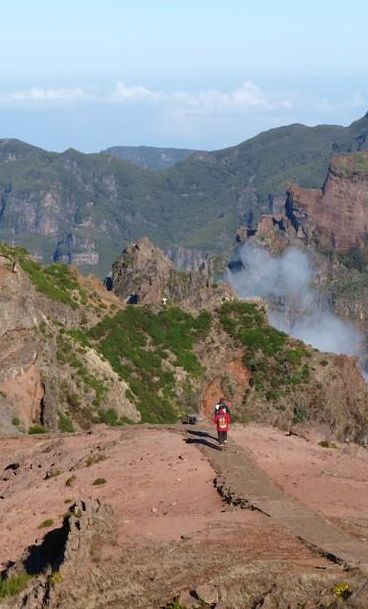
[286,152,368,252]
[233,152,368,328]
[1,499,113,609]
[112,237,234,309]
[0,245,140,434]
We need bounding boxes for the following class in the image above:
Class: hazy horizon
[2,109,367,156]
[1,0,367,152]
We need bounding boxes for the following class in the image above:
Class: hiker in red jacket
[213,407,231,448]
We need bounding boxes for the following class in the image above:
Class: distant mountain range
[0,113,367,276]
[101,145,199,170]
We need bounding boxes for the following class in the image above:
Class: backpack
[218,414,227,429]
[217,401,230,414]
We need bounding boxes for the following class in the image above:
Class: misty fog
[227,243,363,358]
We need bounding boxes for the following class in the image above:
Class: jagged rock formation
[165,246,211,271]
[235,152,368,253]
[111,237,234,309]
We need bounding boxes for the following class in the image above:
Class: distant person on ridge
[213,406,231,448]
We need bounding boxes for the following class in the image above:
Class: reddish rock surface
[232,423,368,540]
[287,152,368,251]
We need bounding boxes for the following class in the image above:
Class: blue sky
[0,0,367,151]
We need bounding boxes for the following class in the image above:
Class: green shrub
[219,301,313,406]
[58,411,75,433]
[86,306,212,423]
[319,440,338,449]
[12,416,21,426]
[92,478,106,486]
[98,408,122,426]
[0,574,30,599]
[38,518,54,528]
[333,582,352,600]
[293,405,307,423]
[28,424,47,434]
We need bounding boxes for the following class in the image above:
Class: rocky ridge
[0,239,368,442]
[111,237,234,308]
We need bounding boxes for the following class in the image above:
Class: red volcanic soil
[232,423,368,540]
[0,425,330,572]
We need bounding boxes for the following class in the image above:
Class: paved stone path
[184,427,368,574]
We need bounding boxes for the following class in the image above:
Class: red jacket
[213,411,231,432]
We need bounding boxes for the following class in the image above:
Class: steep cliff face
[286,152,368,252]
[0,244,140,434]
[234,153,368,327]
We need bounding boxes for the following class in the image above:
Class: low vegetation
[38,518,54,528]
[0,574,30,599]
[92,478,106,486]
[219,301,311,404]
[28,424,47,434]
[58,411,75,433]
[0,243,86,308]
[56,333,108,411]
[83,306,212,423]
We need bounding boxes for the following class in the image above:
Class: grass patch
[0,574,31,599]
[58,411,75,433]
[28,424,47,434]
[98,408,124,426]
[163,600,188,609]
[0,244,84,308]
[38,518,54,528]
[319,440,338,449]
[92,477,106,486]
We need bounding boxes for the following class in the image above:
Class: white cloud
[0,80,294,116]
[112,81,162,102]
[112,80,292,114]
[0,86,87,103]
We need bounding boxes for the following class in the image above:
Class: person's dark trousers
[218,431,227,444]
